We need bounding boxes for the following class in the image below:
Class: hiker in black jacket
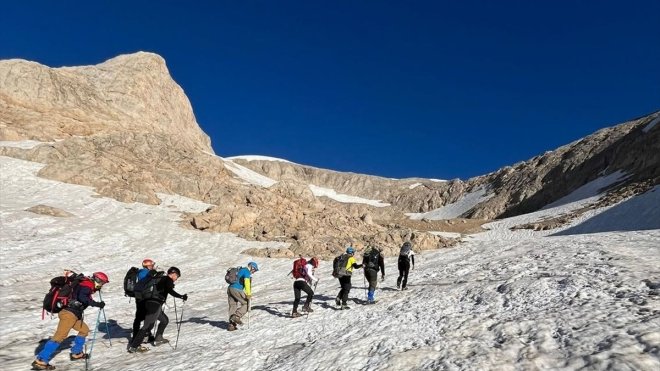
[397,242,415,290]
[362,246,385,304]
[128,267,188,353]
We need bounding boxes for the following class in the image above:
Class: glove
[96,301,106,309]
[182,294,188,302]
[381,274,385,281]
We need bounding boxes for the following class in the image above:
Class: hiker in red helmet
[32,272,108,370]
[291,256,320,318]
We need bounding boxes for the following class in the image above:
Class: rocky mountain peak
[0,51,212,153]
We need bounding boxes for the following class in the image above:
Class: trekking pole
[98,291,112,346]
[174,300,184,350]
[247,299,251,330]
[87,308,102,360]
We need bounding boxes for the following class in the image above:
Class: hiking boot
[396,282,401,289]
[291,311,302,318]
[341,305,351,310]
[69,352,89,361]
[127,345,149,353]
[143,335,155,344]
[402,287,408,291]
[31,359,55,370]
[302,304,314,313]
[230,315,243,326]
[153,337,170,346]
[335,297,341,306]
[227,323,237,331]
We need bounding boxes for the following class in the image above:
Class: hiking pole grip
[98,291,112,346]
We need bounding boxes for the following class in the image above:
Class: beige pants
[52,310,89,342]
[227,287,248,319]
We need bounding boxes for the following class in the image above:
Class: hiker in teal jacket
[227,262,259,331]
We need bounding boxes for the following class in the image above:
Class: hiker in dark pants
[128,267,187,353]
[292,257,319,317]
[132,258,156,343]
[334,247,362,309]
[397,241,415,290]
[362,246,385,304]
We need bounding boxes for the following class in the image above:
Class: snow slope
[407,187,493,220]
[309,184,391,207]
[1,155,659,371]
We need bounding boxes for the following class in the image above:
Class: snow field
[1,155,659,371]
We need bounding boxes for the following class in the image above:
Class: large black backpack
[134,271,165,301]
[42,273,85,318]
[123,267,140,297]
[332,254,350,278]
[364,248,380,271]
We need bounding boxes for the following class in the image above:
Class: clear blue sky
[2,1,659,179]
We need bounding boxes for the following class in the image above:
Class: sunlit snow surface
[407,188,493,220]
[309,184,391,207]
[1,155,659,371]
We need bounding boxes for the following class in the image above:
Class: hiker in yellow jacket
[333,247,363,309]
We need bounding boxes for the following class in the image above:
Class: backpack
[123,267,140,297]
[292,258,308,279]
[133,271,165,301]
[400,243,412,257]
[332,254,351,278]
[364,248,380,271]
[42,273,85,318]
[225,267,241,285]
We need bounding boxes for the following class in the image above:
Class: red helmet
[310,257,319,268]
[92,272,109,284]
[142,258,155,268]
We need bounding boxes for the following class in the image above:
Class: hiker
[32,272,109,370]
[333,247,363,310]
[362,246,385,304]
[397,241,415,290]
[227,261,259,331]
[291,257,319,318]
[128,267,188,353]
[131,258,156,343]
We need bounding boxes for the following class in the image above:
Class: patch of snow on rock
[227,155,293,163]
[309,184,390,207]
[407,187,493,220]
[0,140,52,149]
[543,170,629,209]
[642,116,659,133]
[223,159,277,188]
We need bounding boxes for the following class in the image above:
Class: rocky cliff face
[0,53,455,258]
[0,52,212,152]
[2,52,655,259]
[234,112,660,221]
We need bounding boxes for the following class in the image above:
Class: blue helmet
[346,247,355,254]
[248,261,259,272]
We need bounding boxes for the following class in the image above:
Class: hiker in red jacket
[32,272,109,370]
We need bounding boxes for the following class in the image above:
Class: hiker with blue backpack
[128,267,187,353]
[127,258,157,344]
[33,271,109,370]
[290,256,320,318]
[332,247,363,310]
[226,262,259,331]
